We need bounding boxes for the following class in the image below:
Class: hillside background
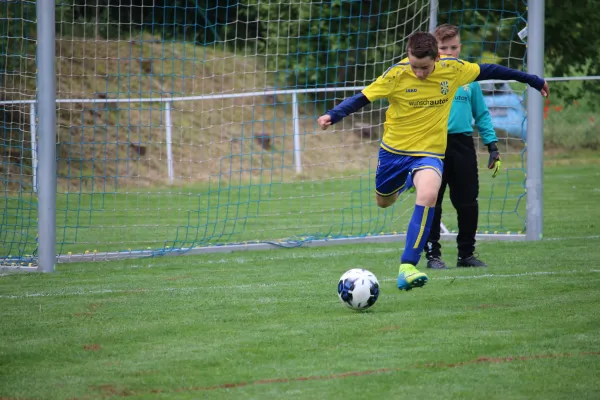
[1,0,599,191]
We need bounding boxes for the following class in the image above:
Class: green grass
[1,162,599,399]
[545,105,600,150]
[511,75,600,151]
[542,75,600,151]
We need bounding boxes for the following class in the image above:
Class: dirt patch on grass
[73,303,104,318]
[83,344,101,351]
[77,352,600,397]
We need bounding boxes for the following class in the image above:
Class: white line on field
[1,269,595,300]
[0,283,284,299]
[2,235,598,273]
[381,270,584,282]
[545,235,600,241]
[63,234,600,271]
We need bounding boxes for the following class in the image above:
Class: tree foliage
[543,0,600,104]
[438,0,528,67]
[440,0,600,104]
[56,0,236,43]
[1,0,599,102]
[236,0,428,89]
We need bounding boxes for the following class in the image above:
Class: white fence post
[164,101,174,183]
[30,103,37,193]
[292,92,302,174]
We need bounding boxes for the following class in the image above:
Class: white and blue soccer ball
[337,268,380,310]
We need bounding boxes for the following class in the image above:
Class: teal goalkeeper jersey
[448,82,497,145]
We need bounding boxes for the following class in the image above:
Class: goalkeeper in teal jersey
[424,24,502,269]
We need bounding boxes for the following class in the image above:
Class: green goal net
[0,0,529,264]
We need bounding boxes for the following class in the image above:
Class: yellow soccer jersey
[362,57,480,158]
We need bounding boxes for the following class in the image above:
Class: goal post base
[40,232,525,264]
[0,233,527,269]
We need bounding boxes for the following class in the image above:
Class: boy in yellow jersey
[317,32,548,291]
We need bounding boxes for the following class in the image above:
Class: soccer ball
[337,268,380,310]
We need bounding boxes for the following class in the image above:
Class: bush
[544,102,600,150]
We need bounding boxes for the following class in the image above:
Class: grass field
[1,161,599,399]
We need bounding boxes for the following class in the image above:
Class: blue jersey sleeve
[325,93,371,124]
[476,64,545,91]
[470,83,497,145]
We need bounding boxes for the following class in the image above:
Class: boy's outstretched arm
[317,93,371,130]
[476,64,549,97]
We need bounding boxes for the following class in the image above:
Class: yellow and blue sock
[401,204,434,266]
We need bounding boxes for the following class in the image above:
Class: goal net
[437,2,529,236]
[0,0,529,263]
[1,0,38,264]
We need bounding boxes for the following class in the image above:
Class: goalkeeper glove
[487,142,502,178]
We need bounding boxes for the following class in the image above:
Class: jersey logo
[462,84,470,91]
[406,88,417,93]
[408,98,449,108]
[440,81,449,95]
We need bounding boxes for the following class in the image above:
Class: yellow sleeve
[362,66,399,101]
[456,61,481,86]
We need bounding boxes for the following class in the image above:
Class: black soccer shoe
[426,256,448,270]
[457,255,488,268]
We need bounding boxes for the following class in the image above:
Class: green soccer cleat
[397,263,428,291]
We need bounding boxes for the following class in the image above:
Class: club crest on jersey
[440,81,449,95]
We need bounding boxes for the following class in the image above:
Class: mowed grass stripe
[0,269,596,299]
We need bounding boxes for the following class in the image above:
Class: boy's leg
[397,159,443,291]
[374,148,410,209]
[402,168,441,265]
[375,193,399,208]
[447,135,484,264]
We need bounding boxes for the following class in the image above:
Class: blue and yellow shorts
[375,148,443,197]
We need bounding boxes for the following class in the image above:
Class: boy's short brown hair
[434,24,460,42]
[407,32,438,59]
